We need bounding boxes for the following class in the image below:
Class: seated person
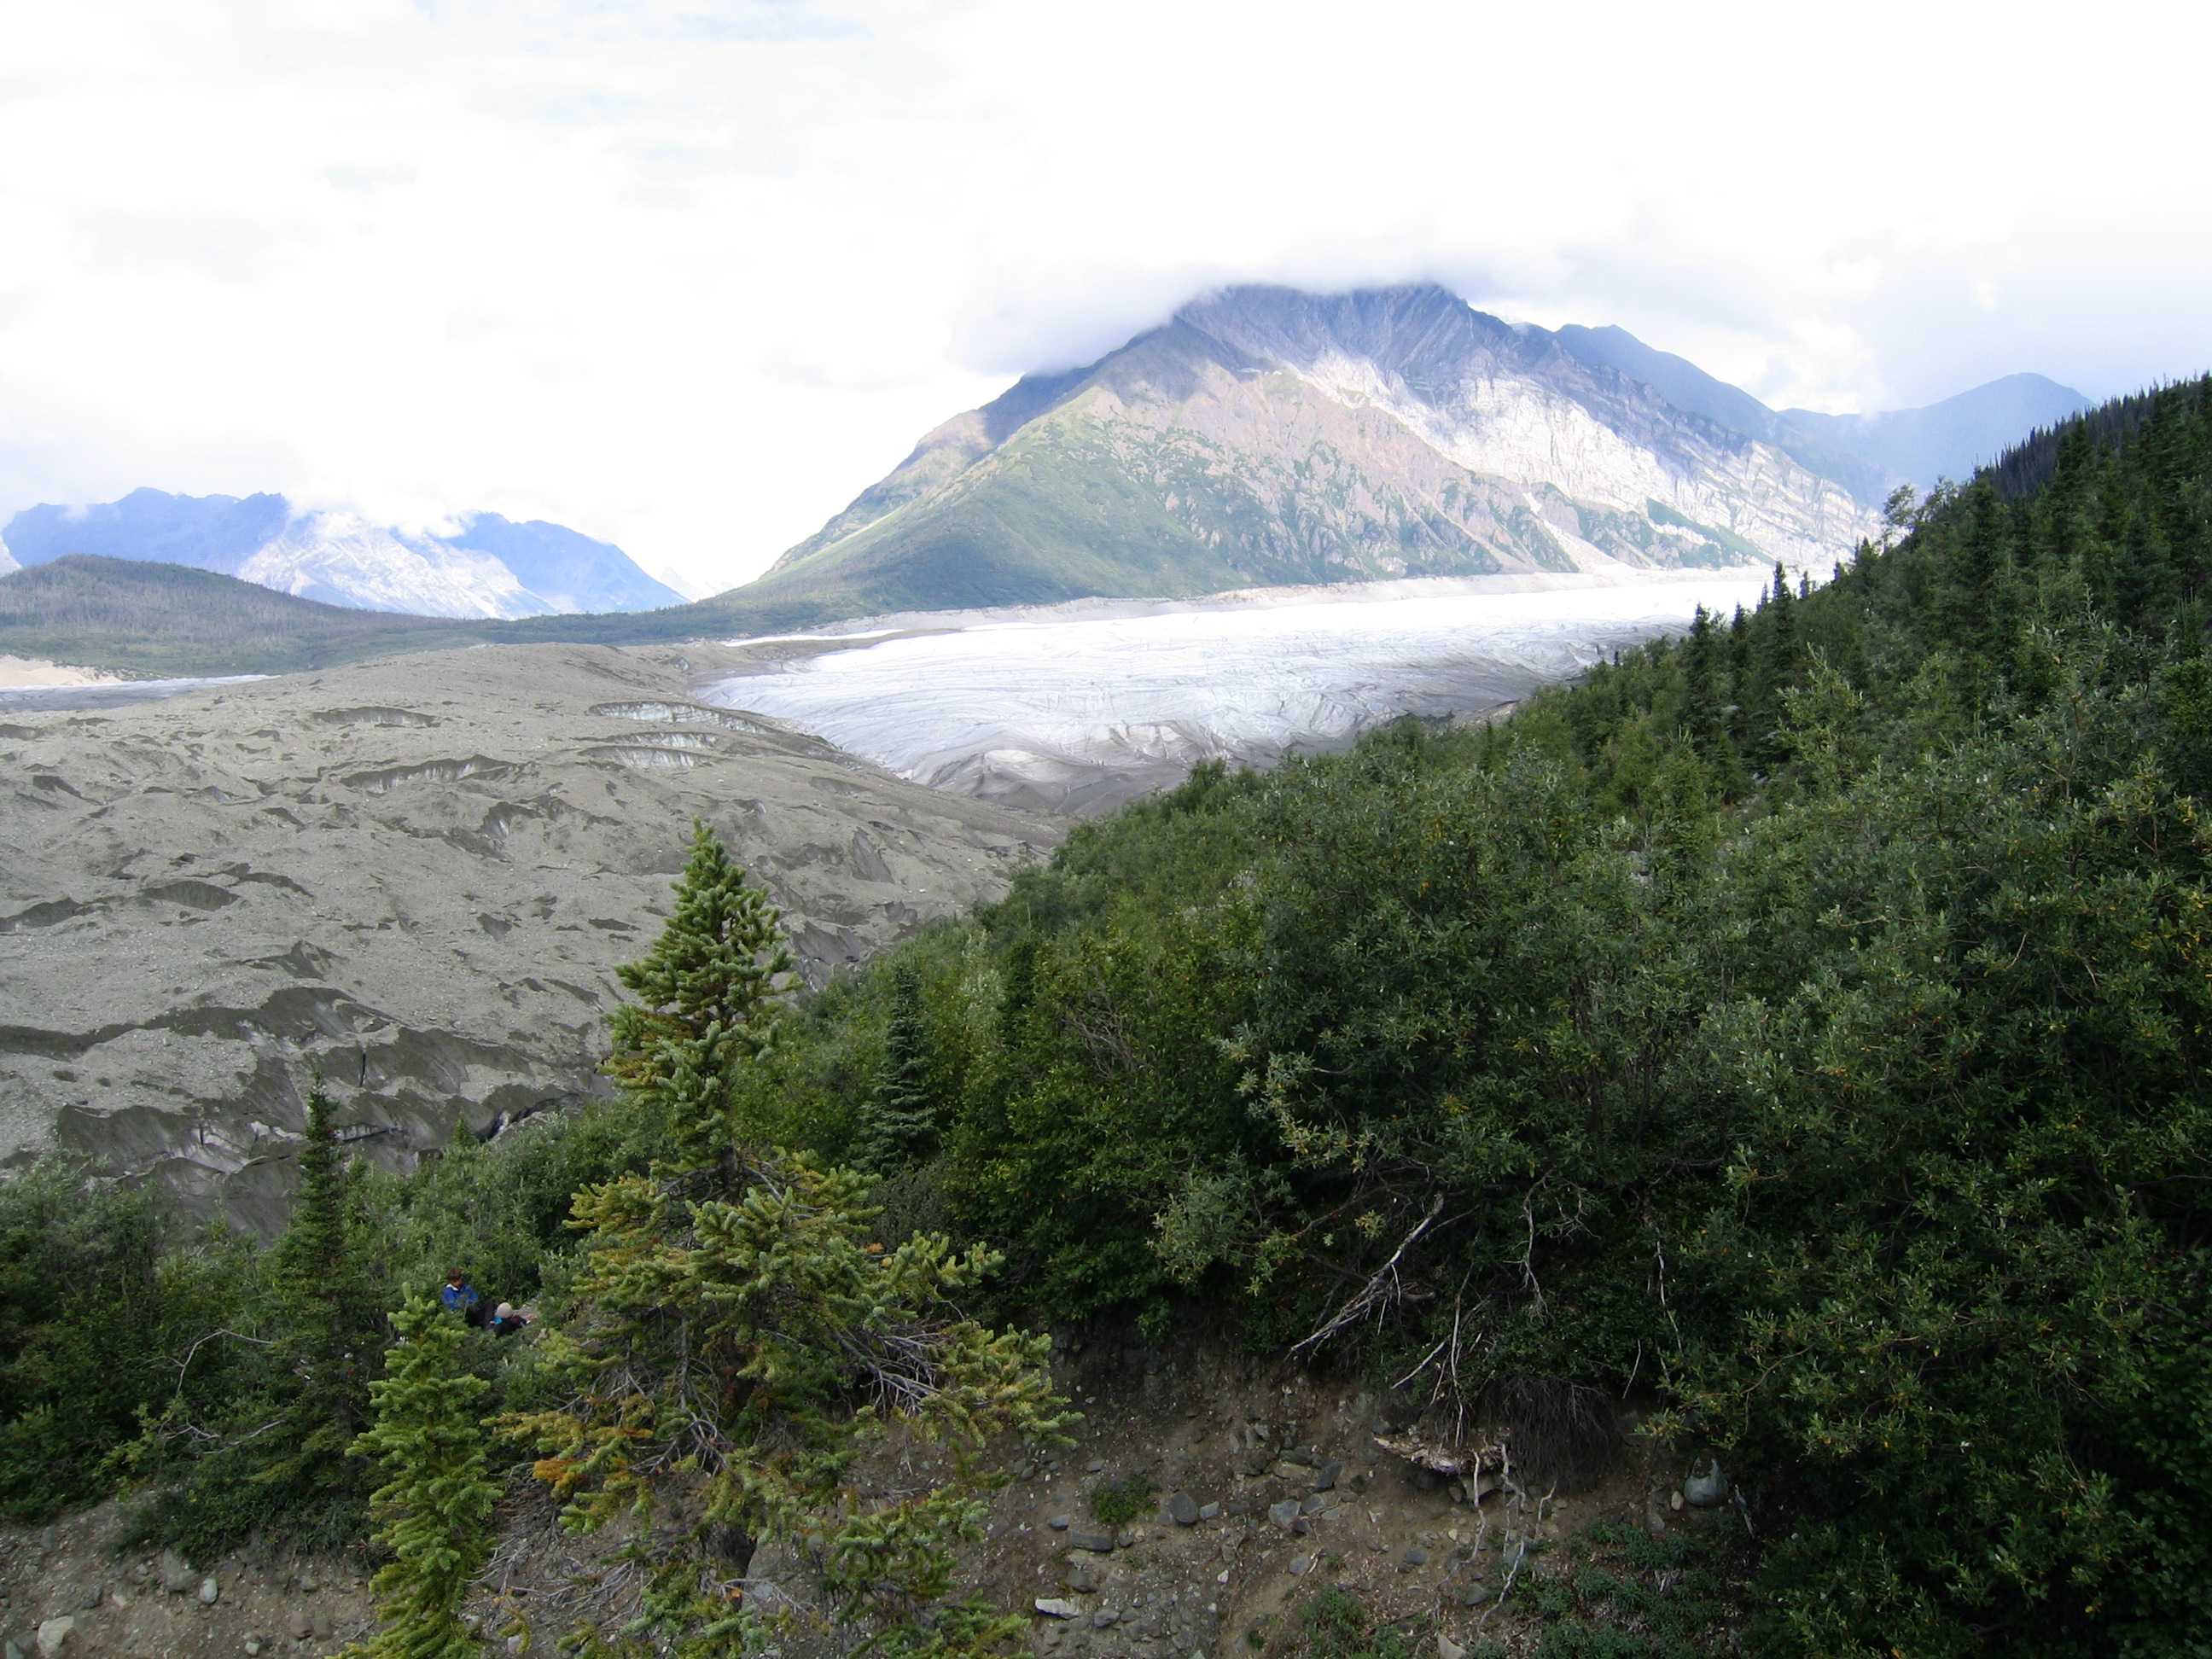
[441,1270,486,1327]
[488,1301,533,1337]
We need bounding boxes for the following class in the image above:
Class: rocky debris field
[0,642,1060,1235]
[968,1331,1739,1657]
[0,1333,1738,1658]
[0,1501,370,1658]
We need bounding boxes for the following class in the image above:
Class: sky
[3,0,2208,598]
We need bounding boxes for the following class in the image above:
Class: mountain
[1778,372,2093,492]
[1548,332,2088,502]
[0,556,480,676]
[736,283,2084,621]
[434,513,688,613]
[745,285,1872,619]
[1,488,683,620]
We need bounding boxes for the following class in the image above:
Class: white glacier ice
[705,570,1778,813]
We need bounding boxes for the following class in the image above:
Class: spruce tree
[606,818,795,1173]
[503,824,1070,1654]
[1680,603,1722,755]
[259,1078,378,1517]
[854,962,937,1173]
[346,1297,496,1659]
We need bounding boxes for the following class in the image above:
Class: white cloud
[3,0,2209,594]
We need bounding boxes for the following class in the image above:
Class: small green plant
[1508,1519,1748,1659]
[1295,1587,1420,1659]
[1086,1471,1159,1527]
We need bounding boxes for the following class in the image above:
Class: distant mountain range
[0,490,682,619]
[0,283,2092,676]
[736,284,2087,619]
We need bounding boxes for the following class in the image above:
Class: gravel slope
[0,642,1059,1234]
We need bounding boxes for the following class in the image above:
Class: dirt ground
[942,1327,1681,1656]
[0,1500,373,1659]
[3,1326,1720,1658]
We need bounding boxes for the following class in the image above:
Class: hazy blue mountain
[5,489,294,576]
[441,514,684,612]
[1,490,678,619]
[1780,373,2093,492]
[1551,330,2088,501]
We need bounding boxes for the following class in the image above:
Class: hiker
[488,1301,533,1337]
[441,1270,486,1327]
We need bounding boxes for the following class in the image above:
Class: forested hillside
[734,375,2212,1652]
[2,377,2207,1656]
[0,555,481,674]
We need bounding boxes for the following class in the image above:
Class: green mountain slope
[740,288,1880,619]
[0,556,482,676]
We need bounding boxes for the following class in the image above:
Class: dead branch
[1291,1191,1445,1356]
[170,1326,274,1394]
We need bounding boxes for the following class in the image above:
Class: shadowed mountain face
[0,643,1057,1234]
[733,283,2080,620]
[3,489,684,620]
[1550,330,2090,502]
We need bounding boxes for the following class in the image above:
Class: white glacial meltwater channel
[706,570,1781,813]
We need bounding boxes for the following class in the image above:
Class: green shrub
[1086,1473,1158,1528]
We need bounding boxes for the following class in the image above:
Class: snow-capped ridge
[0,491,684,619]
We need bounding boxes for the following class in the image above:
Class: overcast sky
[4,0,2207,596]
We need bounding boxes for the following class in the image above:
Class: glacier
[705,570,1778,814]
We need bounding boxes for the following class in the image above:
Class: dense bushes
[0,1086,678,1551]
[0,1161,177,1518]
[731,378,2212,1652]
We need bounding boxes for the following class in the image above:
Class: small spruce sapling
[344,1296,497,1659]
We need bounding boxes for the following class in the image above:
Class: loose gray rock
[1402,1545,1429,1569]
[1267,1499,1304,1531]
[1091,1610,1119,1629]
[1289,1555,1314,1577]
[6,1634,29,1659]
[199,1577,220,1606]
[0,644,1062,1237]
[1086,1458,1105,1474]
[1198,1501,1221,1521]
[1314,1457,1344,1491]
[1035,1599,1081,1620]
[1684,1460,1729,1508]
[1067,1532,1116,1554]
[244,1640,263,1656]
[158,1551,197,1596]
[286,1612,313,1640]
[33,1620,73,1659]
[1047,1515,1071,1530]
[1167,1491,1200,1525]
[1439,1636,1469,1659]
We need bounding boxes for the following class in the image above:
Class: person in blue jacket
[441,1268,485,1325]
